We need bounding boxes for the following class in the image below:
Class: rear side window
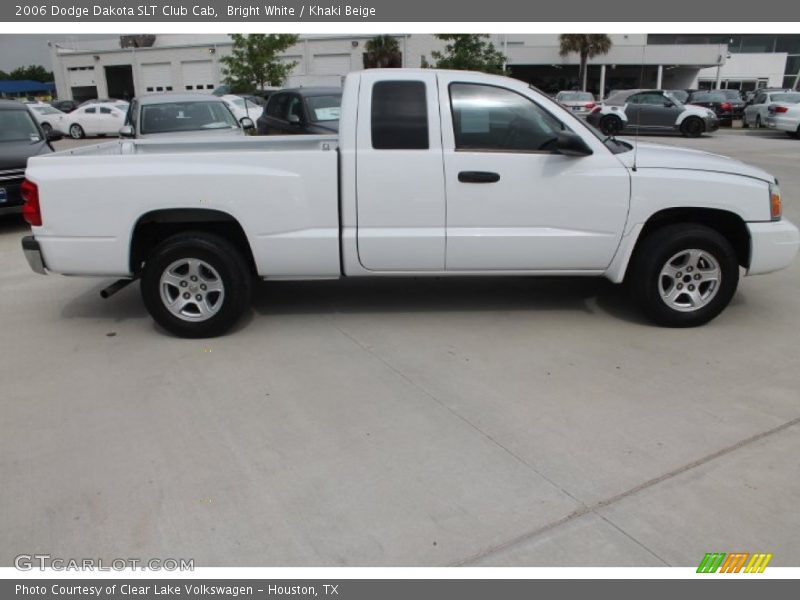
[371,81,429,150]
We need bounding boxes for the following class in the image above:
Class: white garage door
[311,54,352,76]
[141,63,173,93]
[67,66,96,87]
[280,54,304,76]
[181,60,215,92]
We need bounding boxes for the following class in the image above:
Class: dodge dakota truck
[20,69,800,337]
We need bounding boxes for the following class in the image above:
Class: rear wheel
[788,126,800,139]
[141,232,252,338]
[41,122,53,134]
[599,115,623,136]
[629,224,739,327]
[755,114,762,128]
[69,124,84,139]
[680,117,704,138]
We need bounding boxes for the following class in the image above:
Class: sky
[0,34,114,73]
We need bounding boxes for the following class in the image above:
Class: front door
[355,71,445,271]
[439,75,630,271]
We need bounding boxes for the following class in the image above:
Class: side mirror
[663,101,674,108]
[46,130,63,142]
[240,117,255,131]
[118,125,135,138]
[287,114,301,126]
[556,131,593,157]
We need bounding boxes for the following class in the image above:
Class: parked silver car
[554,91,597,117]
[119,93,255,139]
[743,90,800,128]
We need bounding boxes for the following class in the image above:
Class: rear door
[355,71,445,270]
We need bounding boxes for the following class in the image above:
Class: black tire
[741,115,749,128]
[41,122,53,134]
[788,126,800,139]
[629,224,739,327]
[680,117,704,138]
[599,115,623,136]
[755,114,762,128]
[69,124,84,139]
[140,232,252,338]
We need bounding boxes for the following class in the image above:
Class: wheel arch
[129,208,257,275]
[609,207,751,282]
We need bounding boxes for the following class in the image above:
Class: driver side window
[449,83,564,153]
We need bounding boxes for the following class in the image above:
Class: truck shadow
[250,276,650,326]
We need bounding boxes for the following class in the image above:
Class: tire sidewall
[69,124,83,139]
[141,234,251,338]
[681,117,703,138]
[600,115,622,135]
[632,226,739,327]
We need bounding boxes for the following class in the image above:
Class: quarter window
[449,83,563,152]
[371,81,429,150]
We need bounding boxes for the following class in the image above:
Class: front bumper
[21,236,47,275]
[704,116,720,132]
[747,219,800,275]
[0,176,24,214]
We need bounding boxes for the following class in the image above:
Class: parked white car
[555,91,598,117]
[743,90,800,128]
[64,102,128,138]
[28,105,69,135]
[20,69,799,337]
[221,94,264,124]
[118,93,251,139]
[765,102,800,138]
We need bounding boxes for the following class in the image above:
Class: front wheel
[69,124,84,139]
[41,122,53,134]
[629,224,739,327]
[680,117,704,138]
[141,232,252,338]
[599,115,623,136]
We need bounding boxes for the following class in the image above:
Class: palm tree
[363,35,402,69]
[558,34,613,92]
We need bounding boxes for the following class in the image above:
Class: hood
[0,138,52,171]
[616,142,775,183]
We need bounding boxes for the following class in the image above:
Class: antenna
[632,44,646,172]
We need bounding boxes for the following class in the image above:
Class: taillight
[772,106,789,113]
[720,102,733,111]
[21,179,42,227]
[590,106,603,114]
[585,102,596,109]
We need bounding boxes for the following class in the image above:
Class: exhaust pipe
[100,278,135,299]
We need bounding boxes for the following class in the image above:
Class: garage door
[141,63,173,93]
[311,54,352,76]
[181,60,215,92]
[67,66,96,88]
[281,54,304,76]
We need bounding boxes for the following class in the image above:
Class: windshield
[722,90,742,100]
[0,110,41,142]
[664,91,685,106]
[33,106,62,115]
[690,92,727,103]
[140,101,239,134]
[772,92,800,103]
[305,94,342,122]
[668,90,689,103]
[557,92,594,102]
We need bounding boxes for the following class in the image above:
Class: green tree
[8,65,54,82]
[363,35,401,69]
[220,34,299,92]
[430,35,506,74]
[558,34,613,91]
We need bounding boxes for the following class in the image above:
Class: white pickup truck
[21,69,800,337]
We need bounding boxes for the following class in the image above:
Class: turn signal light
[770,190,782,221]
[21,179,41,227]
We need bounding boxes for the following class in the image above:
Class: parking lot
[1,128,798,568]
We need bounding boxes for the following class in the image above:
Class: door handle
[458,171,500,184]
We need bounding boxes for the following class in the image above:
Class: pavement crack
[454,415,800,566]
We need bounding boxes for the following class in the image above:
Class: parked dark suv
[0,100,60,216]
[257,87,342,135]
[688,90,746,125]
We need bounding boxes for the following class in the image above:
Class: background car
[587,89,718,137]
[743,90,800,128]
[666,90,690,103]
[257,87,342,135]
[78,98,128,108]
[221,94,264,124]
[554,91,597,117]
[28,104,68,135]
[0,99,60,215]
[119,93,251,139]
[64,101,129,138]
[765,102,800,138]
[50,99,78,113]
[687,90,745,125]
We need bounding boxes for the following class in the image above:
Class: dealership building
[49,33,800,102]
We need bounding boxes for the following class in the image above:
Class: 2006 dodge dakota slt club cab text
[20,70,800,337]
